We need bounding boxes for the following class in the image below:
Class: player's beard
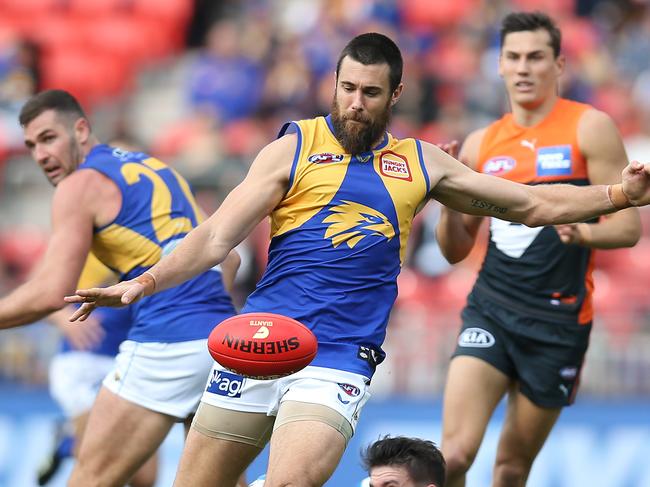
[330,96,391,155]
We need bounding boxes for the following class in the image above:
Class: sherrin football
[208,312,318,379]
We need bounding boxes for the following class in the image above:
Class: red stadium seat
[85,16,175,63]
[67,0,126,17]
[131,0,192,49]
[131,0,192,24]
[0,0,63,14]
[41,47,131,107]
[22,15,87,52]
[511,0,574,17]
[400,0,478,29]
[0,20,20,48]
[0,227,48,280]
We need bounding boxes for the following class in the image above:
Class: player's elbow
[521,213,546,228]
[41,286,70,314]
[41,295,65,315]
[620,225,642,247]
[520,196,560,227]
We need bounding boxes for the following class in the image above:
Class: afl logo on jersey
[308,152,344,164]
[458,327,495,348]
[380,151,412,181]
[483,157,516,176]
[323,200,395,249]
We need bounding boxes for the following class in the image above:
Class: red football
[207,312,318,379]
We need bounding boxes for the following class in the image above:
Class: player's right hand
[64,279,146,322]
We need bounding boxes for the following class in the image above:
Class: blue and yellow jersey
[242,115,430,377]
[79,144,236,343]
[61,252,131,356]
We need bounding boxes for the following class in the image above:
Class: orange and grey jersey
[473,98,595,325]
[79,144,236,343]
[242,115,430,377]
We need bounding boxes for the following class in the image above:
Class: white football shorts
[49,351,115,419]
[200,363,371,433]
[103,339,214,419]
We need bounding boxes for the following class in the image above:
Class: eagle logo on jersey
[323,200,395,249]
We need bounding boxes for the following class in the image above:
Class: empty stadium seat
[41,47,131,106]
[67,0,127,17]
[0,0,63,14]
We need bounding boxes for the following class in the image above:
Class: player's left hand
[554,223,591,245]
[622,161,650,206]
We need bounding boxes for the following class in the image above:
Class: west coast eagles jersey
[79,144,236,343]
[242,115,430,377]
[473,98,595,325]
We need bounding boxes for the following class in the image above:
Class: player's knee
[441,442,475,477]
[493,460,530,487]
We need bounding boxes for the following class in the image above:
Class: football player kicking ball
[436,12,641,487]
[66,33,650,487]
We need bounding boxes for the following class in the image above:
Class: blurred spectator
[186,18,265,124]
[0,37,39,158]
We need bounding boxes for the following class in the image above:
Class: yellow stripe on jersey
[77,252,118,289]
[93,224,161,275]
[272,119,351,238]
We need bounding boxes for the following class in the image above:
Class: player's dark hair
[362,435,446,487]
[336,32,403,93]
[19,89,87,127]
[500,11,562,57]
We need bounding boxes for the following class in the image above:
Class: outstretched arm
[423,141,648,227]
[66,134,296,319]
[0,171,97,328]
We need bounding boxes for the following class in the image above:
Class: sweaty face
[331,56,396,154]
[23,109,82,186]
[499,29,563,109]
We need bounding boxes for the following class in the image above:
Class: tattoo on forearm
[471,199,507,214]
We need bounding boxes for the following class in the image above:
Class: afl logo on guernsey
[308,152,344,164]
[323,200,395,249]
[380,151,412,181]
[483,156,516,176]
